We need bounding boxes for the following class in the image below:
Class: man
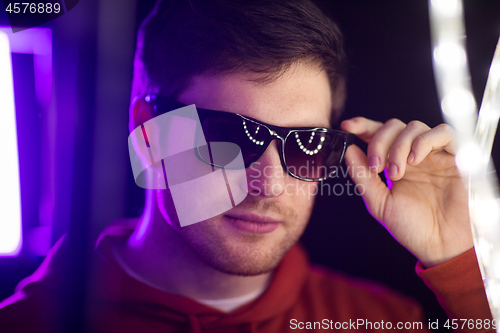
[0,0,493,332]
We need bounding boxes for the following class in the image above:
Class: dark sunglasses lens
[284,131,345,180]
[198,114,268,168]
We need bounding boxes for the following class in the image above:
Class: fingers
[408,123,457,164]
[340,117,384,143]
[343,117,456,181]
[341,117,409,174]
[343,144,389,221]
[366,119,408,174]
[386,121,431,180]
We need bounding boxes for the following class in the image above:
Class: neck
[113,190,272,300]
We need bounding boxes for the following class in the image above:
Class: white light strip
[0,31,22,256]
[429,0,500,325]
[476,41,500,163]
[429,0,477,145]
[469,37,500,323]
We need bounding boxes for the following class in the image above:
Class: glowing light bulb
[441,88,476,117]
[455,142,482,173]
[474,198,500,228]
[433,41,466,68]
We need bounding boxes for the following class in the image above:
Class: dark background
[305,0,500,324]
[1,0,499,331]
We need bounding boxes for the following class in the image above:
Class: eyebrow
[148,94,336,130]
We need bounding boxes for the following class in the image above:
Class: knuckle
[349,116,368,125]
[407,120,426,131]
[368,141,385,156]
[389,145,406,160]
[386,118,404,127]
[435,123,454,134]
[352,116,367,122]
[412,134,429,151]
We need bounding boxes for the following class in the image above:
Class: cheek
[284,180,317,219]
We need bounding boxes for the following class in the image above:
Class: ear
[129,96,155,132]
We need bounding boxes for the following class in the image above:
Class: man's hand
[341,117,473,268]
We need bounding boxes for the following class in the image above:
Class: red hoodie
[0,220,493,333]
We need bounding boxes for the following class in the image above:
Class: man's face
[156,63,333,275]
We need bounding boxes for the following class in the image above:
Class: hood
[88,219,311,332]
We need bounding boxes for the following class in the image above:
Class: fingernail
[389,163,398,178]
[368,156,380,171]
[407,151,415,163]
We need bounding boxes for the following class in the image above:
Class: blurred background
[0,0,499,331]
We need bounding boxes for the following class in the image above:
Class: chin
[175,217,302,276]
[155,189,310,275]
[194,245,290,276]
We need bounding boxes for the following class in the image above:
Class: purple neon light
[0,27,54,256]
[0,31,22,256]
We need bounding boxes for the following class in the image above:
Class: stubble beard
[173,218,306,276]
[156,188,310,276]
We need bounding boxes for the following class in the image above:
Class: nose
[245,140,286,197]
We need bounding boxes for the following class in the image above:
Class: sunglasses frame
[144,94,355,182]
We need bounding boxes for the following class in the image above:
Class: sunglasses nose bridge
[265,130,289,176]
[268,129,285,141]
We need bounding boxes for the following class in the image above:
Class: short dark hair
[132,0,347,122]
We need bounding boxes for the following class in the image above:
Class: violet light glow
[0,27,54,257]
[0,31,22,256]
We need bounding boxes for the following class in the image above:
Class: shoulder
[0,235,72,333]
[0,219,138,333]
[298,265,423,319]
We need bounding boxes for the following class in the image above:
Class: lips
[224,213,282,234]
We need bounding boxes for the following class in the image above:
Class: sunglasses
[145,94,355,182]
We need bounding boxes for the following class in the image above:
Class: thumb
[344,144,389,222]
